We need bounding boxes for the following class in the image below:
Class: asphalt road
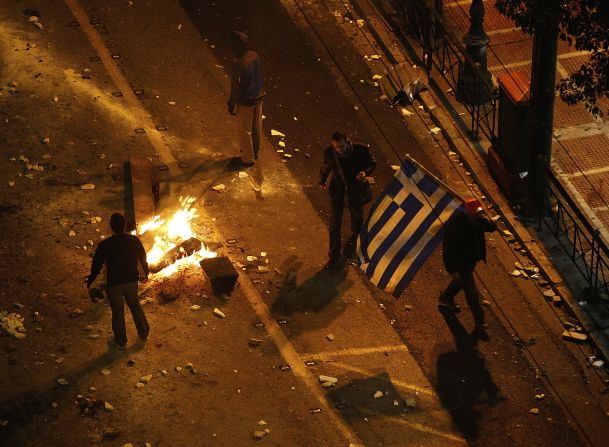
[0,0,606,446]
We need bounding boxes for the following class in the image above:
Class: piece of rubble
[561,330,588,343]
[140,374,153,383]
[161,369,168,376]
[514,262,524,270]
[530,408,540,415]
[101,368,111,375]
[319,375,338,385]
[80,184,95,190]
[190,304,201,311]
[404,304,413,310]
[212,184,225,192]
[213,308,225,318]
[238,171,248,179]
[405,398,417,408]
[509,270,522,277]
[543,290,555,298]
[535,394,545,400]
[481,300,491,306]
[401,108,414,117]
[270,129,285,137]
[185,363,197,374]
[253,430,266,440]
[68,230,76,237]
[175,366,182,372]
[104,402,114,411]
[248,338,262,347]
[56,378,69,386]
[592,360,605,369]
[135,382,145,388]
[430,127,441,135]
[326,333,334,342]
[278,141,286,148]
[373,391,383,398]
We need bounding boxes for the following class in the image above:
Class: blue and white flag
[357,159,462,297]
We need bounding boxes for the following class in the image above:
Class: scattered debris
[56,378,69,386]
[190,304,201,311]
[104,401,114,412]
[405,398,417,408]
[80,183,95,190]
[213,308,225,319]
[561,330,588,343]
[429,127,441,135]
[248,338,262,347]
[373,391,383,398]
[271,129,285,137]
[1,311,26,338]
[509,270,522,277]
[530,408,540,415]
[212,184,226,192]
[535,394,545,400]
[326,333,334,342]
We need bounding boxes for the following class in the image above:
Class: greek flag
[357,159,462,297]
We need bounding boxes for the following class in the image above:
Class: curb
[350,0,609,365]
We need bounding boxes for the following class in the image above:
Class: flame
[140,196,216,275]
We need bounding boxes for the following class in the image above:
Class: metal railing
[389,0,498,142]
[385,0,609,300]
[545,168,609,299]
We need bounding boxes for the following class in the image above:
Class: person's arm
[87,242,106,288]
[227,60,245,113]
[363,145,377,176]
[319,147,333,187]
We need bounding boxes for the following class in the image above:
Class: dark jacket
[89,233,149,287]
[228,50,264,107]
[319,142,377,206]
[442,211,496,274]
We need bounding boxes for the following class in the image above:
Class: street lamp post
[456,0,493,107]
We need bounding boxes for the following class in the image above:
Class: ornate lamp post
[456,0,493,106]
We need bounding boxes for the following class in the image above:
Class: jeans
[106,281,149,347]
[439,270,485,325]
[329,193,364,260]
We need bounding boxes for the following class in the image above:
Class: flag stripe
[377,192,455,289]
[357,159,462,297]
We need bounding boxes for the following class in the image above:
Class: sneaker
[437,301,461,313]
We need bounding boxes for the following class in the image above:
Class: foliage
[495,0,609,116]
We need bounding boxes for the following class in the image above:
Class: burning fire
[139,196,216,276]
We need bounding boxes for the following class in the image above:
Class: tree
[496,0,609,116]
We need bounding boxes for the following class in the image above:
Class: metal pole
[525,1,559,220]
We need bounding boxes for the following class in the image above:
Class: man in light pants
[227,30,265,167]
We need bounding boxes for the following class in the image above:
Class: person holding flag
[438,198,497,339]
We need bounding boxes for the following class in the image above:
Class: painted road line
[359,409,467,445]
[63,0,180,174]
[330,361,438,398]
[301,344,409,360]
[237,274,365,447]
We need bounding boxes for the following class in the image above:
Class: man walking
[319,131,377,269]
[86,213,150,349]
[438,198,496,339]
[227,30,265,168]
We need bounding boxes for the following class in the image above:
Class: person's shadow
[269,256,352,338]
[435,311,502,441]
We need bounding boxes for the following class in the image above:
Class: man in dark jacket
[86,213,150,348]
[319,131,377,269]
[439,198,496,338]
[227,30,265,167]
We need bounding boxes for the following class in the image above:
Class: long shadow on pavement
[270,256,353,338]
[0,346,132,441]
[436,310,502,441]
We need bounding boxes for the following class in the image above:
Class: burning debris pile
[139,196,216,275]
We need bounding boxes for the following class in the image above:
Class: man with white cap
[438,198,496,339]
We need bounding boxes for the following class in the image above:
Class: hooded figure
[227,30,265,167]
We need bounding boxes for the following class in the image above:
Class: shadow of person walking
[436,310,502,441]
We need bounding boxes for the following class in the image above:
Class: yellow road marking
[359,409,467,445]
[330,361,438,398]
[63,0,180,174]
[238,275,365,446]
[302,344,409,360]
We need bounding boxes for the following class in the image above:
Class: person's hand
[450,272,461,281]
[356,171,366,181]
